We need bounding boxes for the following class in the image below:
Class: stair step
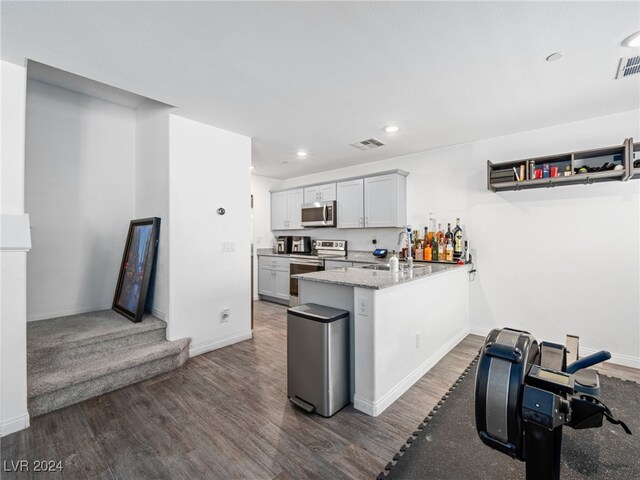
[29,338,188,398]
[28,338,190,417]
[27,310,167,371]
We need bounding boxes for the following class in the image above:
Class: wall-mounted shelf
[488,138,633,192]
[629,141,640,180]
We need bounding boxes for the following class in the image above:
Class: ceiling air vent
[350,138,386,151]
[616,55,640,79]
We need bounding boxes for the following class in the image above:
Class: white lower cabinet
[258,256,290,302]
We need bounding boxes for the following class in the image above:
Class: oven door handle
[323,204,327,223]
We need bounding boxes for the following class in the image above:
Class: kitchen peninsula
[294,262,470,416]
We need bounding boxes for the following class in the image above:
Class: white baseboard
[28,304,112,322]
[253,294,260,301]
[0,412,30,437]
[147,306,167,320]
[470,326,491,337]
[580,346,640,369]
[470,326,639,369]
[354,327,470,417]
[189,330,253,357]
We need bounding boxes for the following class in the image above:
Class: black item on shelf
[490,170,516,183]
[574,162,617,174]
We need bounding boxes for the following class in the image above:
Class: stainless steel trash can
[287,303,349,417]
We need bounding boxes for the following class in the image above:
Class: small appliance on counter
[301,201,336,228]
[289,236,312,254]
[276,236,288,254]
[373,248,388,259]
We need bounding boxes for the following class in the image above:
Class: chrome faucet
[397,227,413,270]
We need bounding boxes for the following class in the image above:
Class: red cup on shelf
[534,169,542,179]
[550,166,559,177]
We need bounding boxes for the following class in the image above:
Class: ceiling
[2,1,639,179]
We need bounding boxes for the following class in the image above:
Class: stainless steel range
[289,239,347,307]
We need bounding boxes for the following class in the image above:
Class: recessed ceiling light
[384,125,399,133]
[296,150,308,158]
[622,31,640,47]
[546,52,564,62]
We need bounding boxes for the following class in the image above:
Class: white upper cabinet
[271,188,303,230]
[286,189,304,229]
[364,174,406,228]
[271,191,288,230]
[303,183,336,204]
[337,173,406,229]
[271,171,406,231]
[336,179,364,228]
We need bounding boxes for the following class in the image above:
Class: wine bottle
[431,235,439,261]
[445,223,453,245]
[453,218,463,260]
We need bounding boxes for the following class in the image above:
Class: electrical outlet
[221,308,230,323]
[416,332,421,349]
[221,241,235,252]
[358,299,369,317]
[372,236,377,245]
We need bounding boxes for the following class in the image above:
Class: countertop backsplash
[271,227,406,253]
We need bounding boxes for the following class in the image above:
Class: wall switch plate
[221,308,230,322]
[221,241,235,252]
[416,331,421,349]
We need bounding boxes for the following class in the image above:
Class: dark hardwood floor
[3,301,634,479]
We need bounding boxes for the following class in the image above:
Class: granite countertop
[292,263,467,290]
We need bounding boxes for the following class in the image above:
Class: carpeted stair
[27,310,190,417]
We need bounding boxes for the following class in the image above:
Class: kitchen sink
[360,263,392,270]
[359,263,430,272]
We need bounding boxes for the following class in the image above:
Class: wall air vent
[350,138,386,151]
[616,55,640,79]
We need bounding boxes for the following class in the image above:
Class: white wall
[168,114,252,355]
[0,60,30,435]
[135,101,171,319]
[274,110,640,366]
[25,80,136,321]
[251,174,278,298]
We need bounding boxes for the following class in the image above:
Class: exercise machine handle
[566,350,611,374]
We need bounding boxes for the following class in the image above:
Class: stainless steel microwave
[301,201,336,227]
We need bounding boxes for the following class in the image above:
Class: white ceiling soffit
[2,1,639,179]
[27,60,170,109]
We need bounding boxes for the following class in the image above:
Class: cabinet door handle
[365,217,369,226]
[359,217,363,226]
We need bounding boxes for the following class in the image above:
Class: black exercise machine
[475,328,631,480]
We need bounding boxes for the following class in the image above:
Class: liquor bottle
[415,241,423,261]
[445,223,453,245]
[424,227,430,245]
[438,239,444,261]
[453,218,463,260]
[423,239,432,261]
[431,235,439,261]
[445,238,454,262]
[436,223,444,244]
